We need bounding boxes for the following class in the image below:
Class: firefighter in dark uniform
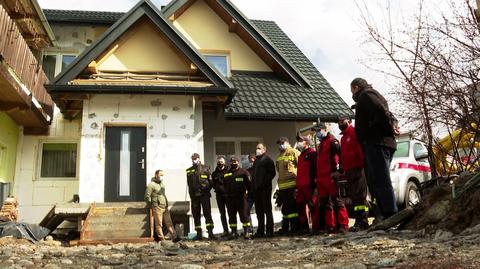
[223,156,253,239]
[186,153,215,240]
[212,156,230,237]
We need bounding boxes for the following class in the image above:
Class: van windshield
[394,141,410,158]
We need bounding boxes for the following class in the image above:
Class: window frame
[201,49,231,77]
[213,137,262,168]
[42,52,78,79]
[36,140,80,181]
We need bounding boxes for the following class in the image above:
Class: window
[214,138,261,168]
[413,143,427,160]
[394,141,410,158]
[39,142,78,179]
[205,55,230,77]
[42,53,77,81]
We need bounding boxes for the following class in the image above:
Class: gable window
[214,137,261,168]
[42,53,77,81]
[205,54,230,77]
[38,142,78,180]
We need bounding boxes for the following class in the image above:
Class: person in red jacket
[294,135,317,235]
[339,116,369,231]
[313,122,349,233]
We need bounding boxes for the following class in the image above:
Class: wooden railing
[0,5,53,119]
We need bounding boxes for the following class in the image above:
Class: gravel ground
[1,227,480,269]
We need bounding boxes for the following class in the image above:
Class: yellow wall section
[174,0,272,72]
[97,20,191,73]
[0,112,19,183]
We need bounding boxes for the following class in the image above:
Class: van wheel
[405,181,421,207]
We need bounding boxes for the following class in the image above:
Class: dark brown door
[104,127,146,202]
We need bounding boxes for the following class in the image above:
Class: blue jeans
[364,144,398,218]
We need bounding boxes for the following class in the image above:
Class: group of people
[145,77,399,241]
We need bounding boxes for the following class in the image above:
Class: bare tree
[356,0,480,177]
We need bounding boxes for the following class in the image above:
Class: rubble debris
[0,222,50,242]
[373,172,480,235]
[0,197,18,222]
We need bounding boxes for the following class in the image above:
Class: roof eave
[223,112,345,122]
[46,84,237,97]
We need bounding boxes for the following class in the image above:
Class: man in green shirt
[145,169,180,242]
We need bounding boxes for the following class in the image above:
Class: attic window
[205,54,230,77]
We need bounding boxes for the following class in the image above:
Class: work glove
[273,190,282,207]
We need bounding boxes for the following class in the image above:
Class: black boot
[276,219,289,236]
[350,211,369,232]
[228,228,239,240]
[192,229,203,241]
[253,227,265,239]
[289,218,300,236]
[207,229,216,240]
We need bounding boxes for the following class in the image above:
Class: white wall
[13,108,81,223]
[79,94,203,203]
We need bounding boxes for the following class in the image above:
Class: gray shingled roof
[43,9,124,24]
[42,9,352,121]
[225,20,352,121]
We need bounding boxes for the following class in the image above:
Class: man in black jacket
[212,156,229,237]
[186,153,215,240]
[252,143,276,238]
[224,156,253,239]
[351,77,398,219]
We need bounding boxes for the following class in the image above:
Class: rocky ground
[1,226,480,269]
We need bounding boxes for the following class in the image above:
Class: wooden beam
[23,126,50,135]
[228,19,238,32]
[0,102,29,112]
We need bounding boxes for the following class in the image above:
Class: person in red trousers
[294,135,317,235]
[312,122,349,234]
[338,116,369,231]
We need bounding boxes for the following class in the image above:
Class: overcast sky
[38,0,423,107]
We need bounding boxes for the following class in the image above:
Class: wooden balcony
[0,4,54,134]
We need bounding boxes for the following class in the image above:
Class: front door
[105,127,146,202]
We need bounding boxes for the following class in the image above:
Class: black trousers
[364,144,398,218]
[191,195,214,230]
[226,194,251,230]
[216,192,229,233]
[345,167,369,215]
[253,187,274,234]
[279,188,299,231]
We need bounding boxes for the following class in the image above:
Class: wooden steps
[78,202,153,245]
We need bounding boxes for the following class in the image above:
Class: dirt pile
[401,172,480,235]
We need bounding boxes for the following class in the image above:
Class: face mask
[339,123,348,131]
[279,144,287,152]
[296,142,305,151]
[192,159,200,165]
[217,162,225,168]
[255,149,263,156]
[316,132,325,140]
[231,163,239,169]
